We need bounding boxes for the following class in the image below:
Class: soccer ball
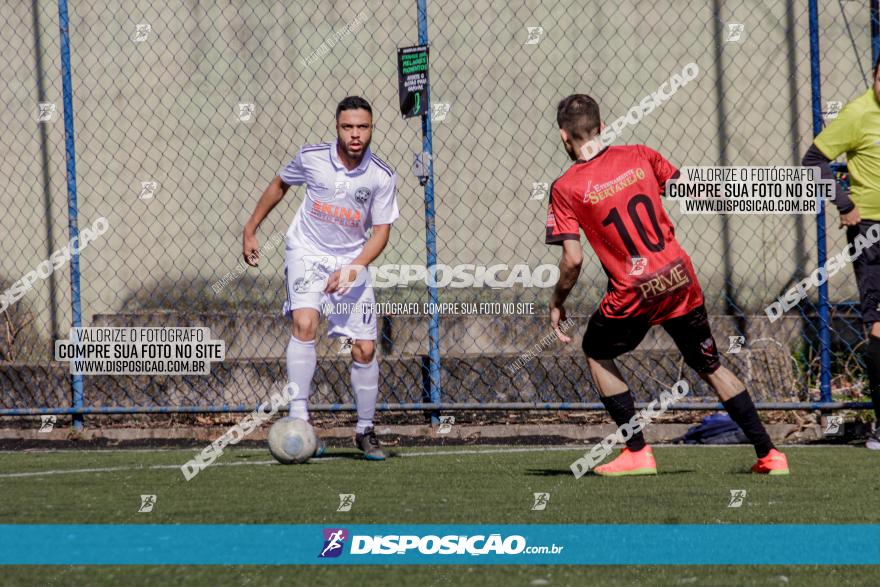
[268,417,317,464]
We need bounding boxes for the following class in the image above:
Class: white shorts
[283,247,377,340]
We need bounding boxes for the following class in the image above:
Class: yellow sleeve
[814,101,863,160]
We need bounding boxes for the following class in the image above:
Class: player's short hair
[874,54,880,79]
[336,96,372,120]
[557,94,601,141]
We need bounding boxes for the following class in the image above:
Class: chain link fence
[0,0,876,418]
[815,0,877,405]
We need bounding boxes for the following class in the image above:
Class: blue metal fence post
[872,0,879,65]
[417,0,442,423]
[808,0,832,403]
[57,0,85,429]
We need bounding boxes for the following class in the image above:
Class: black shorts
[846,221,880,325]
[582,304,721,374]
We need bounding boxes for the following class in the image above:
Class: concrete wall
[0,0,872,355]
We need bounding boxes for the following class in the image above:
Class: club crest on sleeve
[354,187,371,204]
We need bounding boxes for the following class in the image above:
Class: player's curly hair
[557,94,601,141]
[336,96,373,120]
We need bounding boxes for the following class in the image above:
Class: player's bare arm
[549,239,582,344]
[242,175,290,266]
[325,224,392,295]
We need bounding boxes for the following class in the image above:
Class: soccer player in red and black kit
[547,95,789,476]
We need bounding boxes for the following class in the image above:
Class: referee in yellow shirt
[802,57,880,449]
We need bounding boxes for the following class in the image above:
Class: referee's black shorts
[582,304,721,374]
[846,220,880,325]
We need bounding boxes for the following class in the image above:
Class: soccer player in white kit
[242,96,398,460]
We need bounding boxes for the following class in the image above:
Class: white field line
[0,446,584,479]
[0,443,852,479]
[0,459,281,479]
[0,442,837,455]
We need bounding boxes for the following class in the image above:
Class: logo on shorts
[700,337,717,357]
[293,277,310,294]
[354,187,371,204]
[294,254,337,294]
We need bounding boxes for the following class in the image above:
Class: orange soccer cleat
[594,446,657,476]
[751,448,790,475]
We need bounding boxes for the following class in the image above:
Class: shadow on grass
[525,468,698,477]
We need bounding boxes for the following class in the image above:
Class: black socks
[722,390,775,458]
[600,388,775,458]
[865,335,880,421]
[600,391,646,451]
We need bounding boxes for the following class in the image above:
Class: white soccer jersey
[278,140,398,261]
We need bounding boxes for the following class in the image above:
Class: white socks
[286,334,379,432]
[286,336,316,421]
[351,357,379,434]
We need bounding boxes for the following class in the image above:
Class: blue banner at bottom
[0,525,877,565]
